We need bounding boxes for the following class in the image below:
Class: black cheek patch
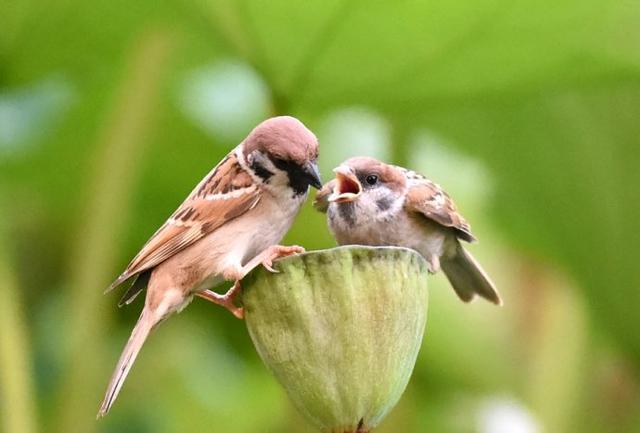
[271,158,309,195]
[376,196,393,211]
[251,159,274,182]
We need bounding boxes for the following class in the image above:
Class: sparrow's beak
[328,166,362,203]
[304,161,323,189]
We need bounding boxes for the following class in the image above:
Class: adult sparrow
[314,157,501,305]
[98,116,322,417]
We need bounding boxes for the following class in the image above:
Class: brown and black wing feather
[404,174,476,243]
[404,171,501,305]
[106,151,261,299]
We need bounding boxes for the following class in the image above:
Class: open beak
[328,166,362,203]
[304,161,323,189]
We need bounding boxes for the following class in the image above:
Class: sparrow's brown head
[243,116,321,194]
[329,157,406,205]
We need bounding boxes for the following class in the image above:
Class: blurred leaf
[52,28,175,433]
[0,218,38,433]
[2,0,640,432]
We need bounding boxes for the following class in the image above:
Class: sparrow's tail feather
[441,243,502,305]
[97,310,154,418]
[118,270,152,307]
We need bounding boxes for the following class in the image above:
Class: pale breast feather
[106,151,262,292]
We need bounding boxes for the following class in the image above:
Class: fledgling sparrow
[98,116,322,417]
[314,157,501,305]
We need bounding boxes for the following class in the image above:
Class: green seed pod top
[242,246,429,433]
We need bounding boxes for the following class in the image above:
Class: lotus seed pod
[242,246,429,433]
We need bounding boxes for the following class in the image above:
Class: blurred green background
[1,1,640,432]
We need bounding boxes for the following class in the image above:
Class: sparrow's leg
[197,245,305,319]
[426,254,440,274]
[243,244,306,274]
[202,245,305,317]
[196,287,244,319]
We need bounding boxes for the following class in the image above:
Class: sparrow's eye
[365,174,379,186]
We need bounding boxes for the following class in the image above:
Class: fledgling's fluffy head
[243,116,321,194]
[316,157,407,226]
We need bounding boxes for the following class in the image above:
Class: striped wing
[107,151,261,292]
[404,172,476,243]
